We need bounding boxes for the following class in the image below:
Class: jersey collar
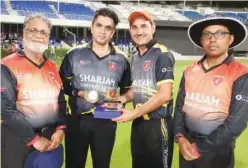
[18,50,47,69]
[198,54,234,72]
[198,54,234,65]
[136,39,157,56]
[86,41,116,55]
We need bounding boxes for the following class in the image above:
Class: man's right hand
[33,137,51,152]
[178,137,199,161]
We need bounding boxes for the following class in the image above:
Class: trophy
[94,89,122,119]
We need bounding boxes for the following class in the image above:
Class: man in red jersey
[1,13,66,168]
[174,14,248,168]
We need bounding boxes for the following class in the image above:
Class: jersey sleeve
[55,88,67,130]
[174,73,187,137]
[59,51,76,96]
[119,60,132,95]
[1,64,38,144]
[195,73,248,154]
[155,51,175,85]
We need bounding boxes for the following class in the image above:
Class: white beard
[23,39,48,53]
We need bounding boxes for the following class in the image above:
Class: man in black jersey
[60,8,131,168]
[113,10,175,168]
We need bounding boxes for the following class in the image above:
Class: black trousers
[179,132,235,168]
[65,114,117,168]
[131,117,174,168]
[1,124,33,168]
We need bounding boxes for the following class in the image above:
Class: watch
[72,90,79,96]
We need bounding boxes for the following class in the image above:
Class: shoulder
[1,52,22,66]
[153,43,169,53]
[228,60,248,81]
[114,46,130,63]
[66,43,88,55]
[184,61,199,73]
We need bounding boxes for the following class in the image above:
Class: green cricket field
[58,59,248,168]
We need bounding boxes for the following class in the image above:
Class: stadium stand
[10,1,57,18]
[52,2,94,21]
[1,1,9,15]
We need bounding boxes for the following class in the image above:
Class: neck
[138,45,148,56]
[23,48,44,64]
[205,52,228,68]
[92,41,110,57]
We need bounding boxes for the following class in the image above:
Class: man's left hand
[47,130,65,151]
[112,108,137,123]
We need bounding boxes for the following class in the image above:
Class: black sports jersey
[1,51,67,143]
[60,42,131,115]
[131,40,175,120]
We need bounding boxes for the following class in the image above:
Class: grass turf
[58,59,248,168]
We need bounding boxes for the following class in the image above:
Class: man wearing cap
[174,15,248,168]
[113,10,175,168]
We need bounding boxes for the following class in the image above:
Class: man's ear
[111,29,116,39]
[152,23,156,35]
[229,35,234,46]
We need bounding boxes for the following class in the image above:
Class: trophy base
[94,106,121,119]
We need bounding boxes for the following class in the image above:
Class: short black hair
[92,8,119,27]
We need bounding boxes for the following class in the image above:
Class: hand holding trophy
[94,89,122,119]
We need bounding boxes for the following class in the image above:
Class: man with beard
[60,8,131,168]
[1,14,66,168]
[112,10,175,168]
[174,15,248,168]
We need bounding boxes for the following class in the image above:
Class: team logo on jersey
[107,89,117,98]
[49,72,55,80]
[213,75,223,86]
[143,60,151,71]
[109,61,116,71]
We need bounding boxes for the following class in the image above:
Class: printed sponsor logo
[133,79,153,87]
[80,74,116,86]
[80,60,85,65]
[143,60,151,71]
[186,92,220,106]
[162,67,173,73]
[236,94,248,103]
[185,75,194,81]
[79,60,91,65]
[0,86,7,92]
[19,73,32,80]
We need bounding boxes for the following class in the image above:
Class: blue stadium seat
[1,1,9,15]
[10,1,57,18]
[53,2,94,21]
[176,10,204,21]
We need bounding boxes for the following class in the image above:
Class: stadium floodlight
[63,28,76,47]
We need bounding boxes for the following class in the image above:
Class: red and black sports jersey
[174,55,248,154]
[1,51,66,143]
